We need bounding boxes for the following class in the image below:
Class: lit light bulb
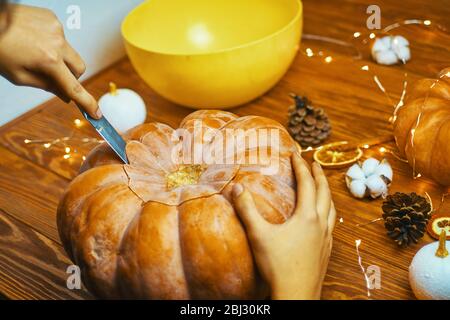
[369,33,376,39]
[363,144,370,149]
[361,65,369,71]
[379,147,386,153]
[353,32,361,38]
[63,154,71,159]
[424,20,431,26]
[24,139,31,144]
[74,119,82,127]
[65,147,71,154]
[324,56,333,63]
[44,143,51,148]
[306,48,313,57]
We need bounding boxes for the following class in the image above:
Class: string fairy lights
[405,71,449,179]
[355,239,372,298]
[299,18,449,299]
[15,18,446,300]
[356,19,447,177]
[23,118,103,161]
[300,18,447,180]
[301,18,443,67]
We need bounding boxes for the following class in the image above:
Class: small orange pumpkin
[394,68,450,186]
[58,110,299,299]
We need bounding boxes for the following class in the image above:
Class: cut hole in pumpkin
[166,164,206,190]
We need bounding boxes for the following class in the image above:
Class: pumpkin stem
[109,82,118,96]
[435,230,449,258]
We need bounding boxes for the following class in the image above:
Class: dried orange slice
[313,141,363,168]
[427,214,450,240]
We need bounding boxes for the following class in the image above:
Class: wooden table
[0,0,449,300]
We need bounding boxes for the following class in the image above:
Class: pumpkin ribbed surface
[58,110,299,299]
[394,68,450,186]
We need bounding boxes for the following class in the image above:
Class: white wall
[0,0,143,126]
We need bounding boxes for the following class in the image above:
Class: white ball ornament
[345,158,393,199]
[409,231,450,300]
[98,82,147,133]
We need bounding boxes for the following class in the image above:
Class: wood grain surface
[0,209,92,299]
[0,0,449,299]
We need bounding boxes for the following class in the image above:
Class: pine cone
[382,192,432,247]
[287,94,331,148]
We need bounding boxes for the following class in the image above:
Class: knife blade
[79,109,128,164]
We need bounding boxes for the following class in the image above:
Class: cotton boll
[374,161,393,181]
[349,180,367,199]
[371,37,390,55]
[381,36,393,48]
[365,174,388,198]
[392,35,409,48]
[346,163,366,180]
[345,157,393,200]
[394,46,411,63]
[371,35,411,65]
[374,50,399,65]
[362,158,380,176]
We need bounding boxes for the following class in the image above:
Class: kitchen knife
[79,109,128,164]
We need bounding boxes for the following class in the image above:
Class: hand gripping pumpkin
[57,110,299,299]
[394,68,450,186]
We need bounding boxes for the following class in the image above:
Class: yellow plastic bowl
[122,0,303,109]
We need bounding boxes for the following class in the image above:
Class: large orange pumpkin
[394,68,450,186]
[57,110,299,299]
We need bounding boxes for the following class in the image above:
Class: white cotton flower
[349,180,367,199]
[372,36,390,52]
[374,161,393,181]
[365,175,388,198]
[392,35,409,48]
[394,46,411,62]
[374,50,399,65]
[361,158,380,176]
[345,158,393,199]
[371,35,411,65]
[346,164,366,180]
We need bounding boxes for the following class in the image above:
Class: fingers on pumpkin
[312,162,331,222]
[291,153,317,219]
[232,184,270,233]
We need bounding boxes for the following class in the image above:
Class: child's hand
[232,153,336,300]
[0,4,101,118]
